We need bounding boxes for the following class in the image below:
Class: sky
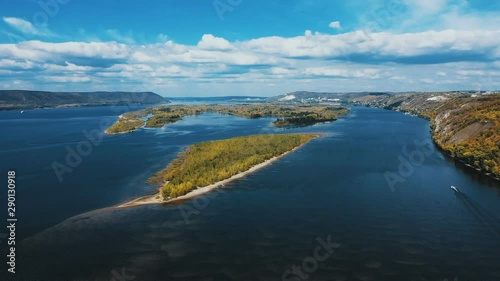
[0,0,499,97]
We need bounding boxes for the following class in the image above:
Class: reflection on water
[1,106,500,281]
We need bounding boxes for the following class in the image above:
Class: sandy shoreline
[115,135,321,209]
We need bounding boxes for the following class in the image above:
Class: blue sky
[0,0,499,96]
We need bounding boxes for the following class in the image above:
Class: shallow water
[1,106,499,281]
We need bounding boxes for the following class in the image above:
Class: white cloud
[305,67,382,79]
[197,34,233,50]
[0,27,499,95]
[0,59,36,69]
[329,21,341,29]
[44,75,91,83]
[3,17,54,37]
[378,0,500,33]
[420,78,434,84]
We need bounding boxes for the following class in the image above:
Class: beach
[115,135,320,209]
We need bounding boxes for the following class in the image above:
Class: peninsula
[117,134,320,208]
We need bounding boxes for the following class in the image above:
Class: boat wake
[452,185,500,238]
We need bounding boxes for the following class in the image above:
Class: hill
[352,92,500,179]
[0,90,167,110]
[267,91,392,104]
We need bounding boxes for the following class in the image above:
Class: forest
[147,134,319,199]
[105,118,145,134]
[362,93,499,178]
[430,96,500,177]
[106,104,348,134]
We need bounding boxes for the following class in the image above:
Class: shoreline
[115,134,322,209]
[105,115,146,135]
[374,105,500,182]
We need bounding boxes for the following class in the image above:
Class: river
[0,105,499,281]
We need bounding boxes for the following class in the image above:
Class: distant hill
[267,91,392,103]
[166,96,266,103]
[0,90,167,110]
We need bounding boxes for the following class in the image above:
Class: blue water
[1,106,499,281]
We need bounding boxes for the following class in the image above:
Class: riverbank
[105,114,145,135]
[115,134,321,209]
[356,93,500,181]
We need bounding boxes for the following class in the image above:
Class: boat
[451,186,459,192]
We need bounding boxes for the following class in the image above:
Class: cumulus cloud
[197,34,233,50]
[329,21,341,29]
[380,0,500,33]
[3,17,54,37]
[0,29,499,94]
[305,67,382,79]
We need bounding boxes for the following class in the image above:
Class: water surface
[1,106,499,281]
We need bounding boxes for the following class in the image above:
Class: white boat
[451,186,459,192]
[20,111,24,114]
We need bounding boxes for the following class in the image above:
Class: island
[0,90,167,110]
[117,134,320,208]
[105,104,348,134]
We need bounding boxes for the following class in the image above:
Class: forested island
[118,134,319,207]
[0,90,166,110]
[106,104,348,134]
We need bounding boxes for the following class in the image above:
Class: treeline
[106,104,348,134]
[147,134,319,199]
[431,96,500,177]
[105,118,145,134]
[363,93,499,178]
[0,90,165,110]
